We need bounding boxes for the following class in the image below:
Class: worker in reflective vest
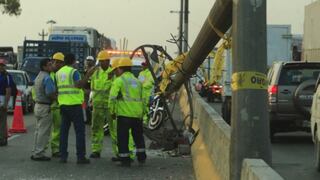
[56,53,95,164]
[89,50,113,158]
[50,52,65,158]
[138,61,154,124]
[109,57,147,167]
[109,58,135,162]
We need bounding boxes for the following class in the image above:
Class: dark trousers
[60,105,86,160]
[0,108,7,143]
[117,116,146,162]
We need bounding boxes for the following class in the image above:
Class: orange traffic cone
[9,91,27,133]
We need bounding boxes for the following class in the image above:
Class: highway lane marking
[8,134,20,141]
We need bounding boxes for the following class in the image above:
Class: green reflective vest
[109,72,144,118]
[56,66,84,105]
[138,69,154,96]
[90,67,113,106]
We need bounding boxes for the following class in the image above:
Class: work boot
[30,155,51,161]
[111,156,121,162]
[52,152,61,158]
[0,139,7,146]
[77,157,90,164]
[90,152,101,158]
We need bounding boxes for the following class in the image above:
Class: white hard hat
[86,56,95,61]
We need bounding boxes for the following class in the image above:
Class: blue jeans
[60,105,86,160]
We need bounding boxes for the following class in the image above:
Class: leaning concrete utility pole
[165,0,232,95]
[230,0,271,179]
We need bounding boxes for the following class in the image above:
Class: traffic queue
[0,50,154,167]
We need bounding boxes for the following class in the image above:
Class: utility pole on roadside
[179,0,184,54]
[38,29,48,41]
[230,0,271,179]
[183,0,189,53]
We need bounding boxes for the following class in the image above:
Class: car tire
[315,132,320,172]
[293,79,316,117]
[148,111,164,131]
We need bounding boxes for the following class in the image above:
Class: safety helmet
[111,58,120,71]
[52,52,64,61]
[97,50,111,61]
[0,58,6,66]
[86,56,95,61]
[118,57,132,68]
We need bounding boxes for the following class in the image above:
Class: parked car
[311,76,320,172]
[207,83,222,102]
[7,70,34,113]
[267,61,320,138]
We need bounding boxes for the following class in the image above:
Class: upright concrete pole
[183,0,189,53]
[230,0,271,179]
[179,0,184,54]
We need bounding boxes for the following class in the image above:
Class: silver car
[267,61,320,138]
[7,70,34,113]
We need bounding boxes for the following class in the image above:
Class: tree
[0,0,21,16]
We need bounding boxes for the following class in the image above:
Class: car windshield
[279,66,320,86]
[9,72,25,86]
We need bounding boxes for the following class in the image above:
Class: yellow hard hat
[97,50,111,61]
[52,52,64,61]
[111,58,120,71]
[118,57,132,68]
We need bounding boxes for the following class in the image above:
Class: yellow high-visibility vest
[56,66,84,105]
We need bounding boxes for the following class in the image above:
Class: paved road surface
[0,113,194,180]
[208,101,320,180]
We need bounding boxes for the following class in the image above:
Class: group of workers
[30,50,154,167]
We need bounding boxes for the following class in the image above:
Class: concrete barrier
[179,91,283,180]
[241,159,284,180]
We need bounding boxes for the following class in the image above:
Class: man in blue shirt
[31,58,56,161]
[0,59,11,146]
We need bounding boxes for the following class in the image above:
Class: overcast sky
[0,0,314,54]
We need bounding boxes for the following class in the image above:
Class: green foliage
[0,0,21,16]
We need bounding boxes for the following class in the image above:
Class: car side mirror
[27,81,34,86]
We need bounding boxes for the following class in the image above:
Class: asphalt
[0,113,194,180]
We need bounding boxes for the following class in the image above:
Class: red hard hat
[0,58,7,65]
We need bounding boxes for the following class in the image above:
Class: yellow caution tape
[231,71,267,91]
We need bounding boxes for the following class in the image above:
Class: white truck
[303,0,320,61]
[221,25,296,123]
[49,26,116,55]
